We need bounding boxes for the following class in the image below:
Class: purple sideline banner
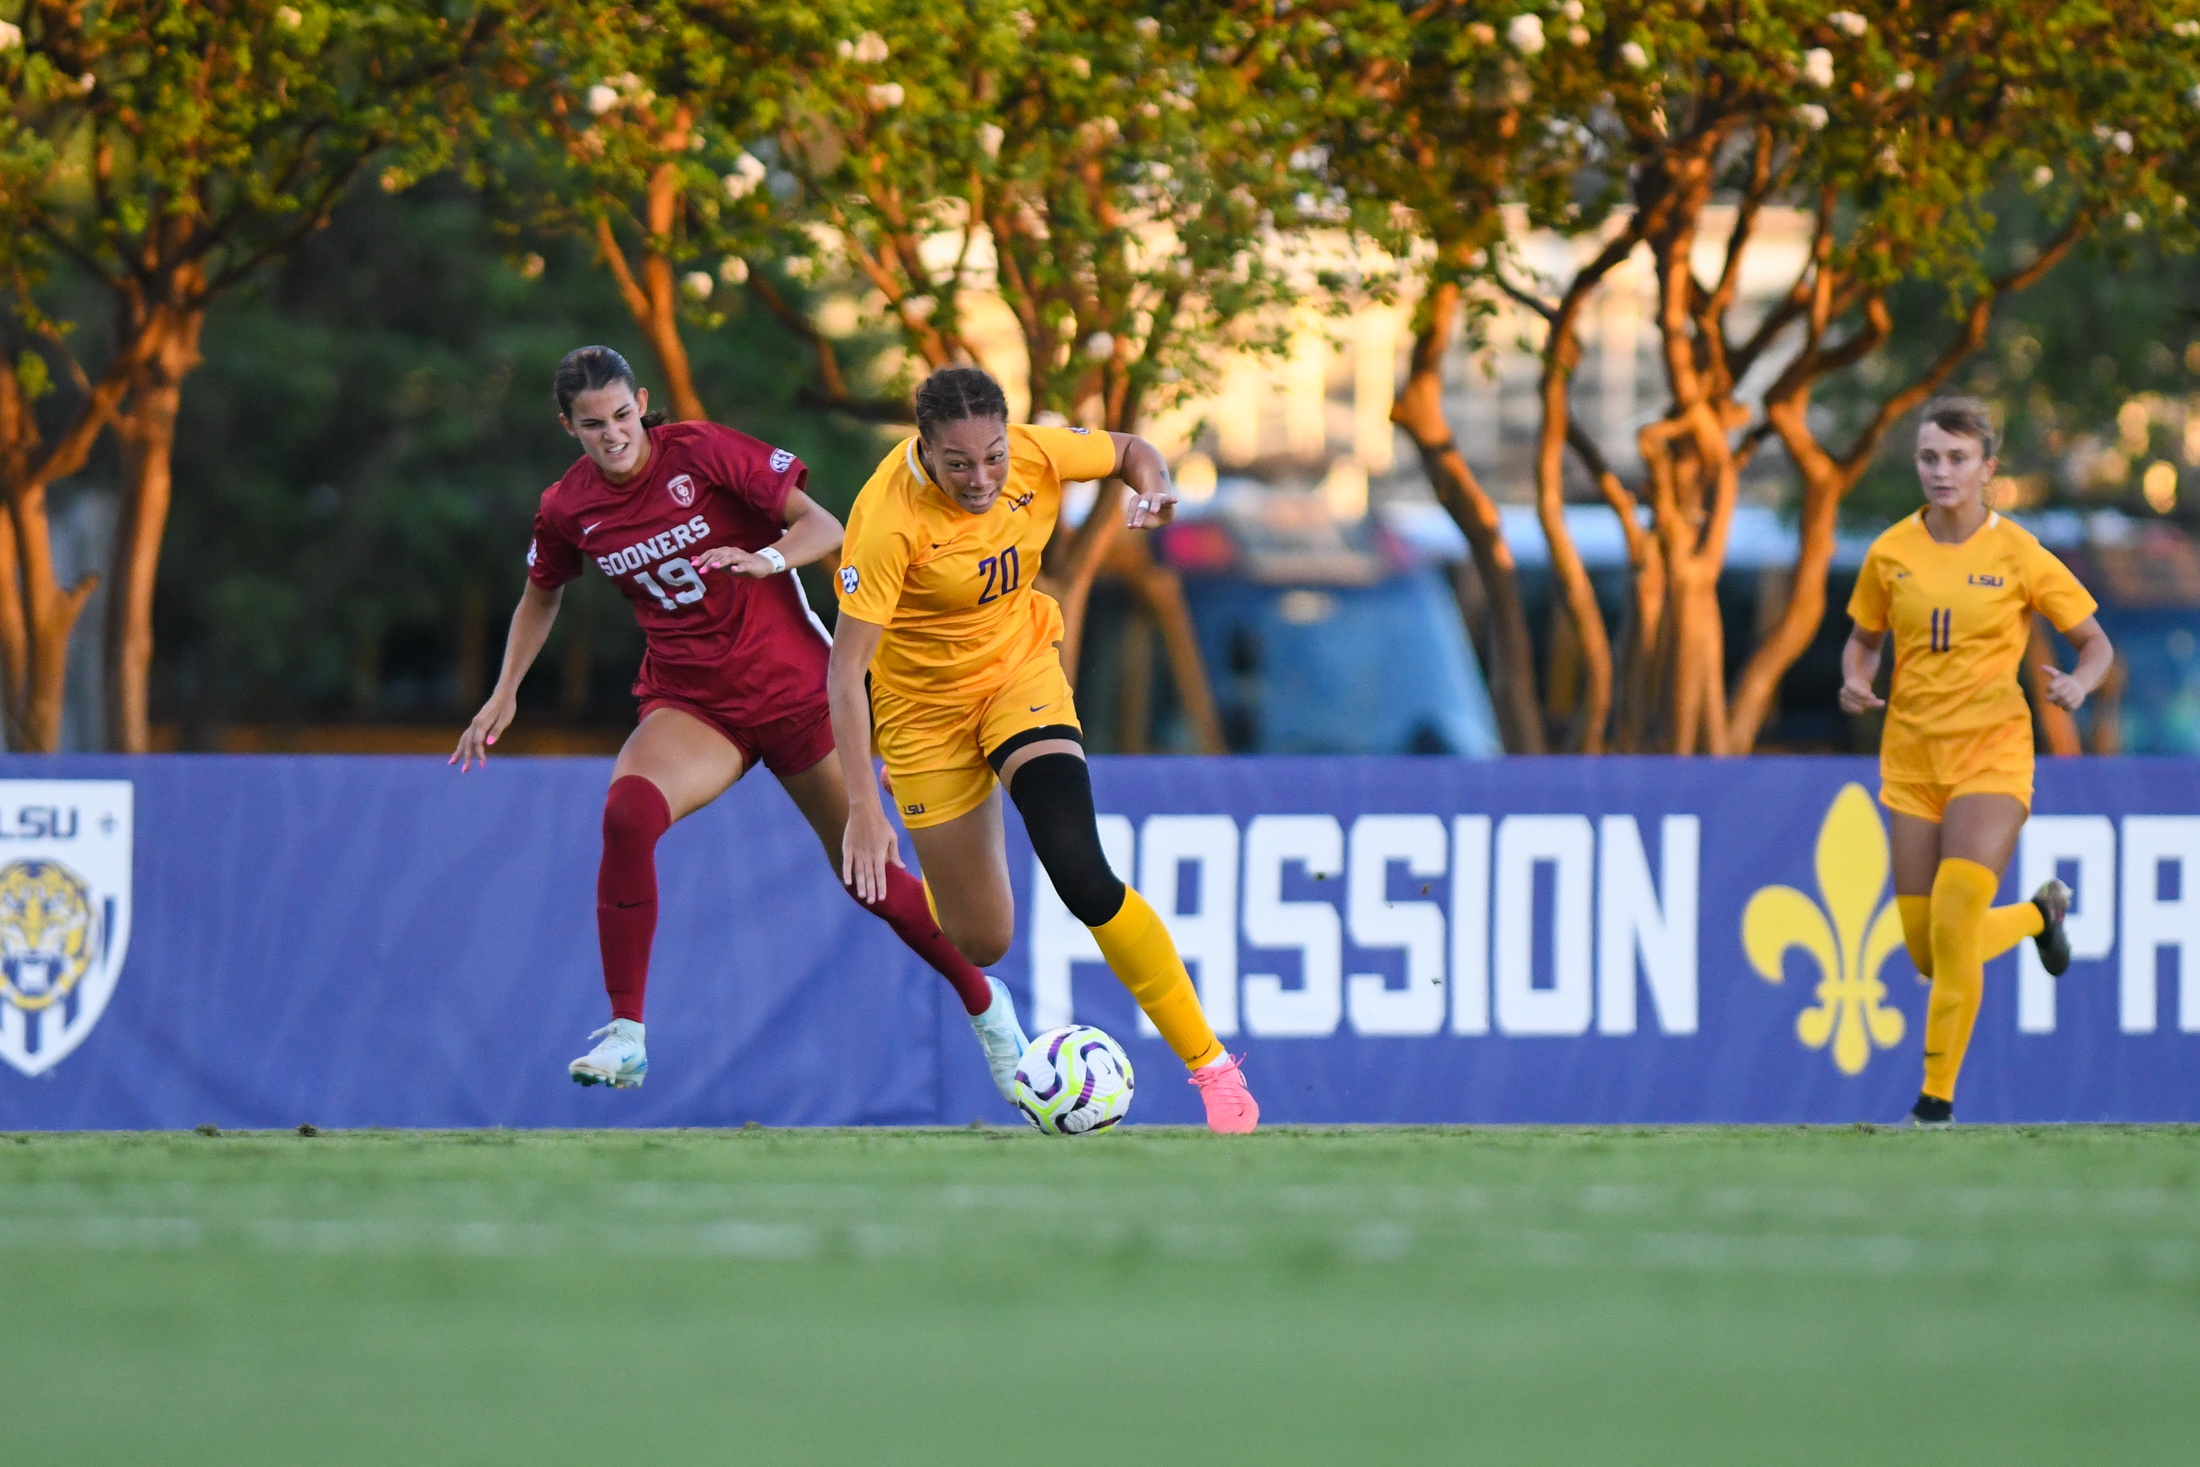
[0,754,2193,1129]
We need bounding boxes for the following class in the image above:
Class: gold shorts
[873,652,1081,829]
[1878,719,2034,823]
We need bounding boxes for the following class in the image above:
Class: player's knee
[603,775,672,847]
[1008,752,1126,926]
[1042,860,1125,929]
[1927,898,1973,956]
[946,917,1011,968]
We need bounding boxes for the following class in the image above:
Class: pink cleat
[1189,1054,1260,1134]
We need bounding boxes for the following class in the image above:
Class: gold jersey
[836,424,1119,700]
[1847,511,2096,780]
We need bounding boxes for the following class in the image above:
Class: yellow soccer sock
[1896,895,1934,979]
[1921,858,1996,1102]
[1090,886,1225,1071]
[1980,899,2045,962]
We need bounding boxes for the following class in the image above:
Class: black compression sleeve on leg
[1007,752,1127,927]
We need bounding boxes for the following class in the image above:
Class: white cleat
[970,977,1030,1102]
[569,1019,647,1089]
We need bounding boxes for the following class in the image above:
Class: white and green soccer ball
[1013,1025,1135,1135]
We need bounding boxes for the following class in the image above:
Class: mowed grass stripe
[8,1127,2198,1465]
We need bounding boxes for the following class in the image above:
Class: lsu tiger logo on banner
[0,781,132,1077]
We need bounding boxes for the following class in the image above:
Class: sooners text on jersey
[527,421,829,729]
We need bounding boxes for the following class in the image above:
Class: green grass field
[8,1125,2197,1465]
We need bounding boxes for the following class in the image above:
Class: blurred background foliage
[1841,188,2200,527]
[138,176,890,741]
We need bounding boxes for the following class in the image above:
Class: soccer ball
[1013,1025,1135,1135]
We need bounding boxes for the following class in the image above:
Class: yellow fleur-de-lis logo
[1741,783,1908,1076]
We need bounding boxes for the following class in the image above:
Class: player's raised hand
[1837,678,1885,715]
[842,800,904,905]
[2041,663,2089,711]
[452,689,518,772]
[1124,481,1177,530]
[694,545,778,578]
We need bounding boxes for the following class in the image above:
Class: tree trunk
[0,347,131,751]
[107,308,206,753]
[1392,281,1544,753]
[559,592,594,720]
[1535,325,1611,752]
[2025,614,2083,756]
[0,496,26,741]
[1038,482,1127,686]
[455,577,490,710]
[2088,656,2124,755]
[1726,395,1851,753]
[4,483,96,751]
[1665,563,1726,756]
[1131,556,1225,754]
[1117,605,1153,752]
[1572,428,1666,751]
[1614,569,1665,751]
[592,113,708,424]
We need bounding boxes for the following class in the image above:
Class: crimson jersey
[527,420,829,725]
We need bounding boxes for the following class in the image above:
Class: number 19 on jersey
[635,558,707,609]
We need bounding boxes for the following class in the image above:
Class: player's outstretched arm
[827,613,901,903]
[452,581,563,771]
[1838,626,1886,714]
[1103,433,1178,530]
[2042,615,2113,711]
[693,489,844,578]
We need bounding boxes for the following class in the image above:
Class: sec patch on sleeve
[839,565,860,595]
[770,448,796,473]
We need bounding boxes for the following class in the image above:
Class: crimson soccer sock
[598,775,672,1022]
[850,863,994,1015]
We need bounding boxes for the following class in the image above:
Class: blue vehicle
[1078,483,1501,757]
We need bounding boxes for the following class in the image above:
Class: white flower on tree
[724,152,767,199]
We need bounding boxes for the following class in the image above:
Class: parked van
[1076,482,1502,757]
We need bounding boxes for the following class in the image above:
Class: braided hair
[553,345,667,427]
[913,366,1010,440]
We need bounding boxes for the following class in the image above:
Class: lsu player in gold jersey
[1841,397,2114,1127]
[828,367,1258,1133]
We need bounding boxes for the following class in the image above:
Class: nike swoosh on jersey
[1029,704,1047,712]
[584,521,604,534]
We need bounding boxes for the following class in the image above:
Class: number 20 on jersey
[978,546,1021,604]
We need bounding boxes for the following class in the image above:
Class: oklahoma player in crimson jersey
[453,346,1032,1094]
